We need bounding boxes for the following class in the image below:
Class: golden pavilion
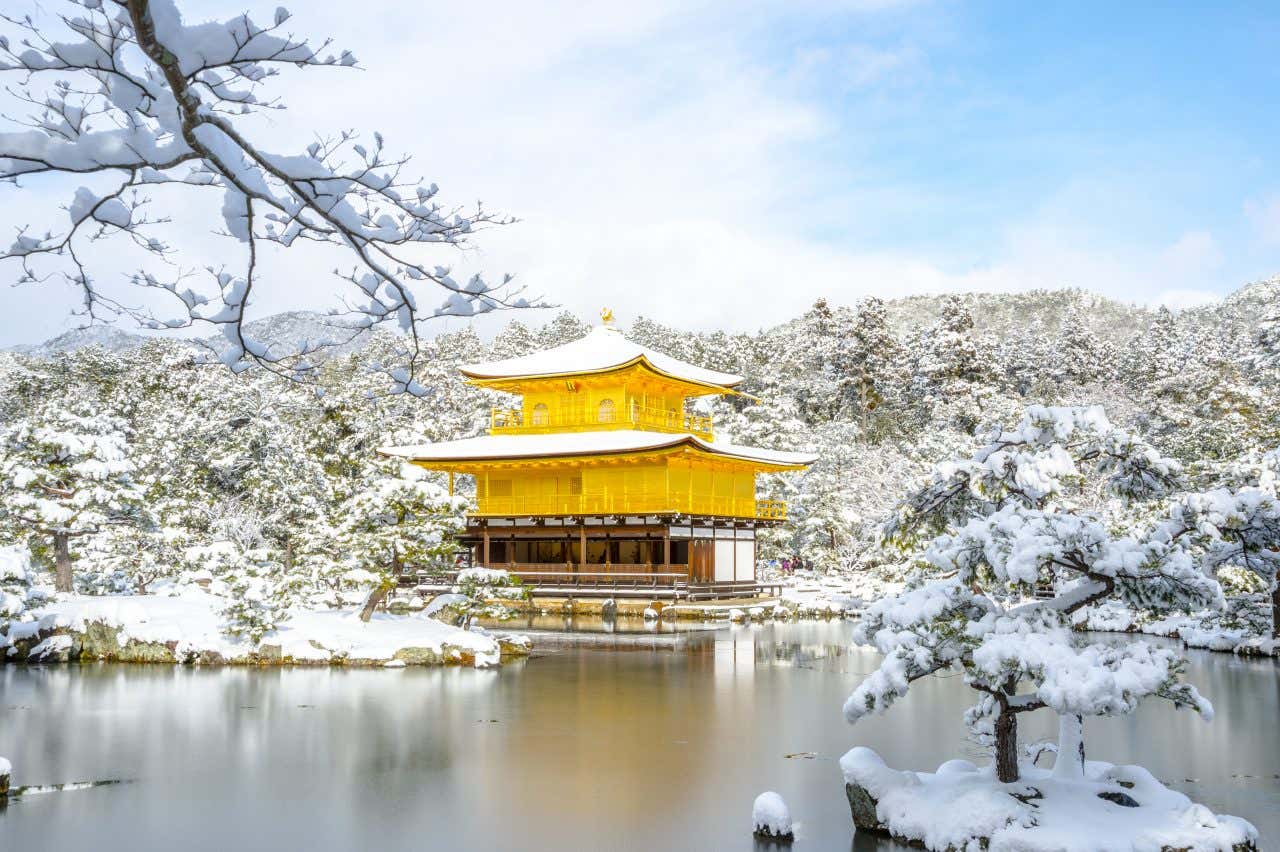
[379,312,815,599]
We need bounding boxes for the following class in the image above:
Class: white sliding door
[714,540,735,581]
[734,540,755,580]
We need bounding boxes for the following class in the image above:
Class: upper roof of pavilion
[460,323,743,392]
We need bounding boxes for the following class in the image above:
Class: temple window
[531,403,549,426]
[597,398,616,423]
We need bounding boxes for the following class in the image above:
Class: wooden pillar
[483,525,490,567]
[663,528,671,571]
[448,471,455,496]
[579,524,586,574]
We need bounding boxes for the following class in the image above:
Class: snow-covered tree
[850,406,1221,783]
[213,546,305,643]
[912,296,1001,433]
[791,298,842,422]
[490,321,539,358]
[1001,317,1052,397]
[1124,307,1180,389]
[538,311,590,348]
[1172,449,1280,636]
[83,524,186,594]
[1051,303,1116,386]
[1255,306,1280,371]
[0,0,529,389]
[0,545,43,622]
[0,401,144,591]
[831,297,904,436]
[1141,333,1266,462]
[335,467,466,621]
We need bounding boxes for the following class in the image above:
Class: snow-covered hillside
[0,278,1275,645]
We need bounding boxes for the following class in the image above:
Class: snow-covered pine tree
[1002,317,1052,397]
[793,299,842,423]
[0,400,145,591]
[85,525,187,595]
[214,546,306,643]
[336,466,466,622]
[831,297,904,437]
[849,406,1221,783]
[1142,330,1266,462]
[1255,305,1280,371]
[1052,302,1117,386]
[490,321,540,358]
[1171,450,1280,637]
[0,545,41,622]
[538,312,591,348]
[913,295,1001,433]
[1125,306,1181,390]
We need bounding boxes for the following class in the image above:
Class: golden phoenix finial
[600,307,615,326]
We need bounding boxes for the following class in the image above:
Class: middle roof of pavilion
[459,324,744,393]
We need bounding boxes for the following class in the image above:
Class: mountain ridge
[6,278,1276,359]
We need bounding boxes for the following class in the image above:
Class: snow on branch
[849,404,1227,783]
[0,0,535,389]
[882,405,1183,548]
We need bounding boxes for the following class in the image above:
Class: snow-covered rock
[840,747,1258,851]
[752,791,794,841]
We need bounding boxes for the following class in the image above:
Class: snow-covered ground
[4,589,527,668]
[842,747,1258,851]
[771,567,903,617]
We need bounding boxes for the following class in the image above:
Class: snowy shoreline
[773,568,1280,658]
[2,590,530,668]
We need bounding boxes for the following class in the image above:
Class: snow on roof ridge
[459,323,744,388]
[379,429,814,467]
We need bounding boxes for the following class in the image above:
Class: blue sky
[1,0,1278,344]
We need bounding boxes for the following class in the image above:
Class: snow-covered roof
[379,430,814,468]
[459,325,743,389]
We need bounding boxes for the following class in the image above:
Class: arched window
[531,403,549,426]
[597,398,616,423]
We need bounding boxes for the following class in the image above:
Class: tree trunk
[358,546,402,624]
[1271,580,1280,640]
[53,532,73,593]
[358,583,389,623]
[994,707,1020,783]
[1052,714,1086,780]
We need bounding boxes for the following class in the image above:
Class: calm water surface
[1,619,1277,851]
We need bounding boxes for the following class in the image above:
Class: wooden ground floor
[461,514,764,582]
[411,513,780,601]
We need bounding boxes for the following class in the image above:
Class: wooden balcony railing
[400,568,783,600]
[490,405,713,439]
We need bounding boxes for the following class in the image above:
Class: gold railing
[755,499,787,520]
[474,491,786,520]
[490,404,713,439]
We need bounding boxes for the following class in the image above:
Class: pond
[1,619,1277,850]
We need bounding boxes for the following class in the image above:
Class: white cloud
[1245,196,1280,246]
[0,0,1265,345]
